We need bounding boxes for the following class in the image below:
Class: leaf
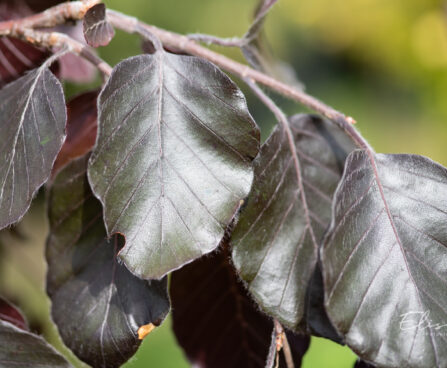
[53,90,98,174]
[231,114,355,331]
[83,3,115,48]
[0,3,50,86]
[46,155,170,368]
[0,296,27,330]
[0,37,50,87]
[304,262,343,343]
[321,150,447,367]
[0,299,71,367]
[88,51,260,279]
[0,62,66,230]
[170,242,310,368]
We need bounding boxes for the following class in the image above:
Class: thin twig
[107,9,358,131]
[0,0,100,33]
[273,319,295,368]
[0,2,369,146]
[282,331,295,368]
[7,28,111,77]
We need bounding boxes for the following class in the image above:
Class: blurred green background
[1,0,447,367]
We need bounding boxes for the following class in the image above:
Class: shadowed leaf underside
[171,243,310,368]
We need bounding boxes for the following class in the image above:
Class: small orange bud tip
[137,323,156,340]
[347,116,356,124]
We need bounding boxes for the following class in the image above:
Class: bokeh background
[1,0,447,367]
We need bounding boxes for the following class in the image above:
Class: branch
[107,9,358,132]
[0,0,100,33]
[9,28,112,77]
[0,1,367,143]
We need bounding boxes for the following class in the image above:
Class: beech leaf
[83,4,115,48]
[322,150,447,367]
[46,156,170,368]
[0,63,66,230]
[231,114,355,331]
[0,298,71,367]
[170,242,310,368]
[53,90,98,174]
[88,52,260,279]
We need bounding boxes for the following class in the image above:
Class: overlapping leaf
[170,242,310,368]
[231,114,355,331]
[0,297,26,330]
[0,63,66,230]
[88,51,260,279]
[83,4,115,48]
[46,156,170,368]
[322,151,447,367]
[0,297,71,367]
[0,2,50,86]
[53,90,98,174]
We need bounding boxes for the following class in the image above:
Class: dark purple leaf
[0,62,66,230]
[0,296,27,330]
[322,150,447,367]
[46,155,170,368]
[231,114,355,331]
[53,90,98,175]
[171,242,310,368]
[0,37,50,87]
[0,3,50,86]
[88,51,260,279]
[83,4,115,48]
[304,262,343,343]
[0,297,71,367]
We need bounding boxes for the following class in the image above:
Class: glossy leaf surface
[171,242,310,368]
[322,150,447,367]
[0,65,66,230]
[83,4,115,48]
[46,156,170,368]
[88,52,260,279]
[53,90,98,174]
[231,114,355,331]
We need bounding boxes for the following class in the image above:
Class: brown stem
[0,0,99,33]
[12,28,112,77]
[0,1,368,147]
[107,10,358,130]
